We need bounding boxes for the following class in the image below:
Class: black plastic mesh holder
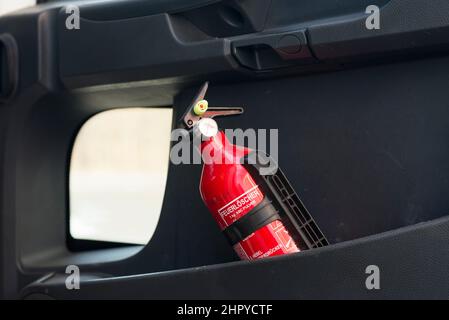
[243,151,329,250]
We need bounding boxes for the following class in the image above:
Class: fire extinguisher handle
[179,82,244,130]
[202,107,244,119]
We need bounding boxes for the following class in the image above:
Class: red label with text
[217,186,299,260]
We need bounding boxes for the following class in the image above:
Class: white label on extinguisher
[217,185,263,226]
[275,228,294,250]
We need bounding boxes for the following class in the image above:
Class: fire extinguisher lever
[202,107,244,119]
[179,81,244,130]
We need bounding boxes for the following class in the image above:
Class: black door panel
[1,0,449,299]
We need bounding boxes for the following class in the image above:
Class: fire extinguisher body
[199,131,299,260]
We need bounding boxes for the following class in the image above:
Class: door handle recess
[231,30,316,70]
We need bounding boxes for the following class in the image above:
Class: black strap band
[222,197,280,246]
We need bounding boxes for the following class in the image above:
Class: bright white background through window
[70,108,173,245]
[0,0,35,16]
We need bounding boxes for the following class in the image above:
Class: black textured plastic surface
[21,215,449,299]
[308,0,449,60]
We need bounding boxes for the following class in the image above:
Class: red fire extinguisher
[198,123,299,260]
[179,82,327,261]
